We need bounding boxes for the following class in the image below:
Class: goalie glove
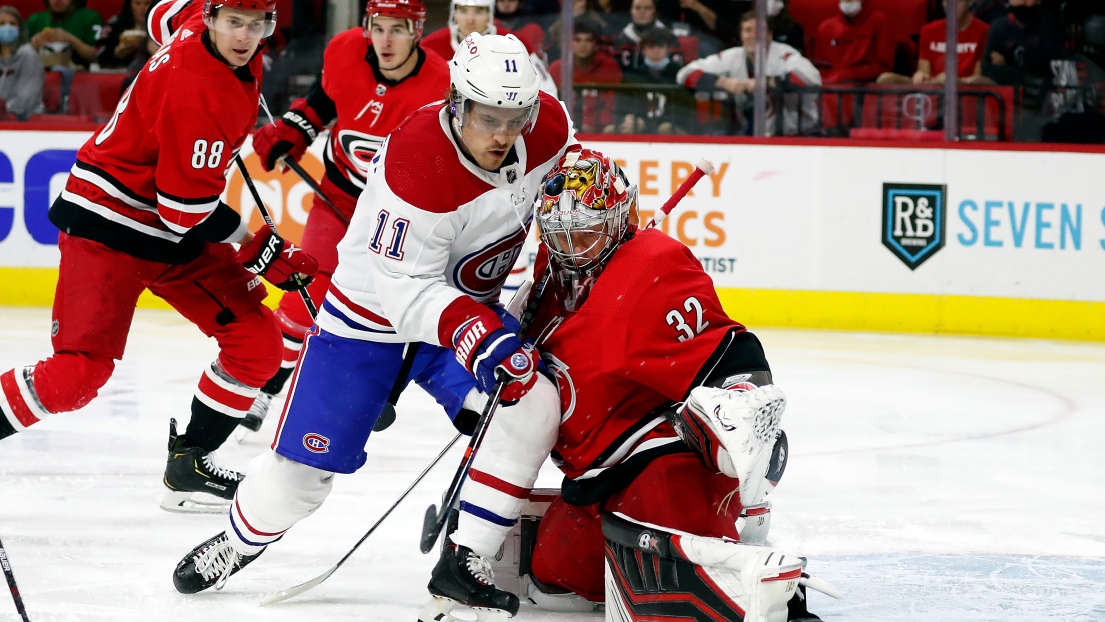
[237,228,319,291]
[447,306,539,404]
[672,383,786,507]
[252,98,323,172]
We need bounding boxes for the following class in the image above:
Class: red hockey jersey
[308,28,451,218]
[528,228,742,498]
[51,4,261,263]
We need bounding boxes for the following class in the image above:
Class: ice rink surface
[2,306,1104,621]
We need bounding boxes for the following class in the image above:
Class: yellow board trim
[3,268,1102,341]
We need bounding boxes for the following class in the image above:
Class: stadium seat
[849,127,943,140]
[67,72,128,122]
[27,113,96,124]
[677,35,699,62]
[861,86,939,131]
[43,71,62,113]
[7,0,42,23]
[960,85,1014,141]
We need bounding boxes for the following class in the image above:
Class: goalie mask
[535,147,638,310]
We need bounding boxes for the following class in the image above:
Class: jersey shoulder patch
[523,91,570,175]
[383,107,493,214]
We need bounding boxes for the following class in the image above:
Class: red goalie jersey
[528,228,744,504]
[52,1,261,263]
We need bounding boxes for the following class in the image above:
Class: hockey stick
[646,159,716,230]
[258,432,462,606]
[0,536,31,622]
[418,273,552,554]
[233,155,318,319]
[257,96,350,225]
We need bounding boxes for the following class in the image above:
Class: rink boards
[0,130,1103,340]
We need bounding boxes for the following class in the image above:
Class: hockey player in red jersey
[422,0,556,96]
[514,147,836,621]
[0,0,318,515]
[238,0,451,432]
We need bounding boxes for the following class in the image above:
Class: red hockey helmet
[365,0,427,39]
[536,146,639,274]
[204,0,278,37]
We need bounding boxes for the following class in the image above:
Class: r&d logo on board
[882,183,947,270]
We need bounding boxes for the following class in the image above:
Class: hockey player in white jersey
[171,33,575,621]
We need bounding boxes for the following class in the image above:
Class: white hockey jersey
[676,42,822,136]
[317,92,576,346]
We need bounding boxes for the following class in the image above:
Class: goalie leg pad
[603,512,804,622]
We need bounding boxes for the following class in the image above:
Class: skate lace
[247,392,273,419]
[201,452,240,482]
[194,538,239,590]
[465,552,495,587]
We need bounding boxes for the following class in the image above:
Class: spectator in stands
[0,5,45,120]
[677,10,820,135]
[972,0,1010,24]
[546,0,609,60]
[619,26,689,133]
[96,0,153,70]
[594,0,631,36]
[768,0,804,54]
[812,0,894,83]
[614,0,671,70]
[982,0,1062,106]
[1040,13,1105,142]
[655,0,726,56]
[549,18,621,132]
[26,0,102,68]
[877,0,992,85]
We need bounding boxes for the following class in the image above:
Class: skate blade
[160,489,232,515]
[417,595,512,621]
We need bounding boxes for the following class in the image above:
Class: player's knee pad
[603,512,821,622]
[215,305,282,388]
[235,450,335,534]
[26,351,115,413]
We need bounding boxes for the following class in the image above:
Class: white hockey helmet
[449,33,541,134]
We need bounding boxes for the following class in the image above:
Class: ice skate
[161,418,243,514]
[234,391,274,441]
[173,531,264,594]
[418,538,520,622]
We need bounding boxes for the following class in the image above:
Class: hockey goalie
[482,147,839,621]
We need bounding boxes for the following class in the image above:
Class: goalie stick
[0,536,31,622]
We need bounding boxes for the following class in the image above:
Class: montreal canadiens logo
[453,227,528,297]
[303,433,330,453]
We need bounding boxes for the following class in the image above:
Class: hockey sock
[261,366,294,396]
[184,399,245,452]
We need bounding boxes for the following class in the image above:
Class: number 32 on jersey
[666,296,710,342]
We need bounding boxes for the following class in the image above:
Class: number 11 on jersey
[368,209,409,260]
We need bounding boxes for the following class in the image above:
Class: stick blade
[259,566,337,607]
[419,504,440,554]
[694,159,716,175]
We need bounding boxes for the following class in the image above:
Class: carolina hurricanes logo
[541,352,576,423]
[336,130,385,177]
[452,227,528,297]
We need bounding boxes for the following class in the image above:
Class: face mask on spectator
[839,0,862,17]
[1009,4,1041,25]
[643,55,670,70]
[767,0,784,17]
[0,24,18,45]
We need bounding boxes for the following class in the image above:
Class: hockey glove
[672,383,786,507]
[450,308,540,404]
[252,98,323,172]
[237,228,319,291]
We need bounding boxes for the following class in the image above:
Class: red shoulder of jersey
[523,91,571,175]
[148,0,199,47]
[383,107,493,214]
[421,28,455,62]
[325,26,369,61]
